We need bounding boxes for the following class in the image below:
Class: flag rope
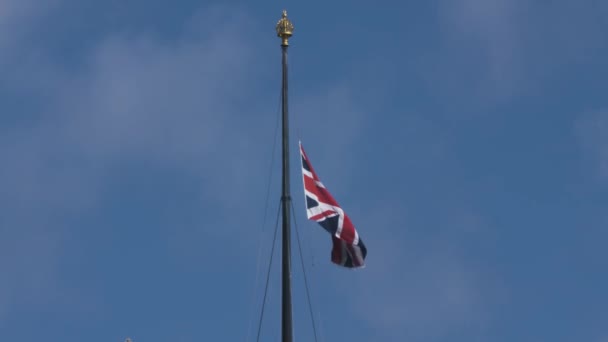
[245,79,283,342]
[256,201,282,342]
[291,201,320,342]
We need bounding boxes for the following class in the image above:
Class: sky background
[1,0,608,341]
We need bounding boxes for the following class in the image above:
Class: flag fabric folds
[299,142,367,268]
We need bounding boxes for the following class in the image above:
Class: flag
[300,142,367,268]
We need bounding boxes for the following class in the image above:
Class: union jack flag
[300,142,367,268]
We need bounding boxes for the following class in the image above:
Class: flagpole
[276,10,294,342]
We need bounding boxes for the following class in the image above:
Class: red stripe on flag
[331,236,343,265]
[337,215,356,244]
[304,176,340,207]
[310,210,337,221]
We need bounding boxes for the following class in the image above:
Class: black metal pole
[280,43,293,342]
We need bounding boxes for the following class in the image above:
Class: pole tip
[276,10,294,46]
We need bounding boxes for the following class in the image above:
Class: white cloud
[577,109,608,182]
[0,0,60,62]
[440,0,523,85]
[341,205,492,341]
[428,0,607,104]
[0,4,269,321]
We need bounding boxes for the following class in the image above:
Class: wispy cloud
[0,4,270,323]
[0,0,60,63]
[576,109,608,182]
[339,201,495,341]
[426,0,607,105]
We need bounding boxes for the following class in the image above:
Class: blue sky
[1,1,608,341]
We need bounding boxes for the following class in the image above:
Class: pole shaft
[280,44,293,342]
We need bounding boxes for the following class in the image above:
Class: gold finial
[276,10,294,46]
